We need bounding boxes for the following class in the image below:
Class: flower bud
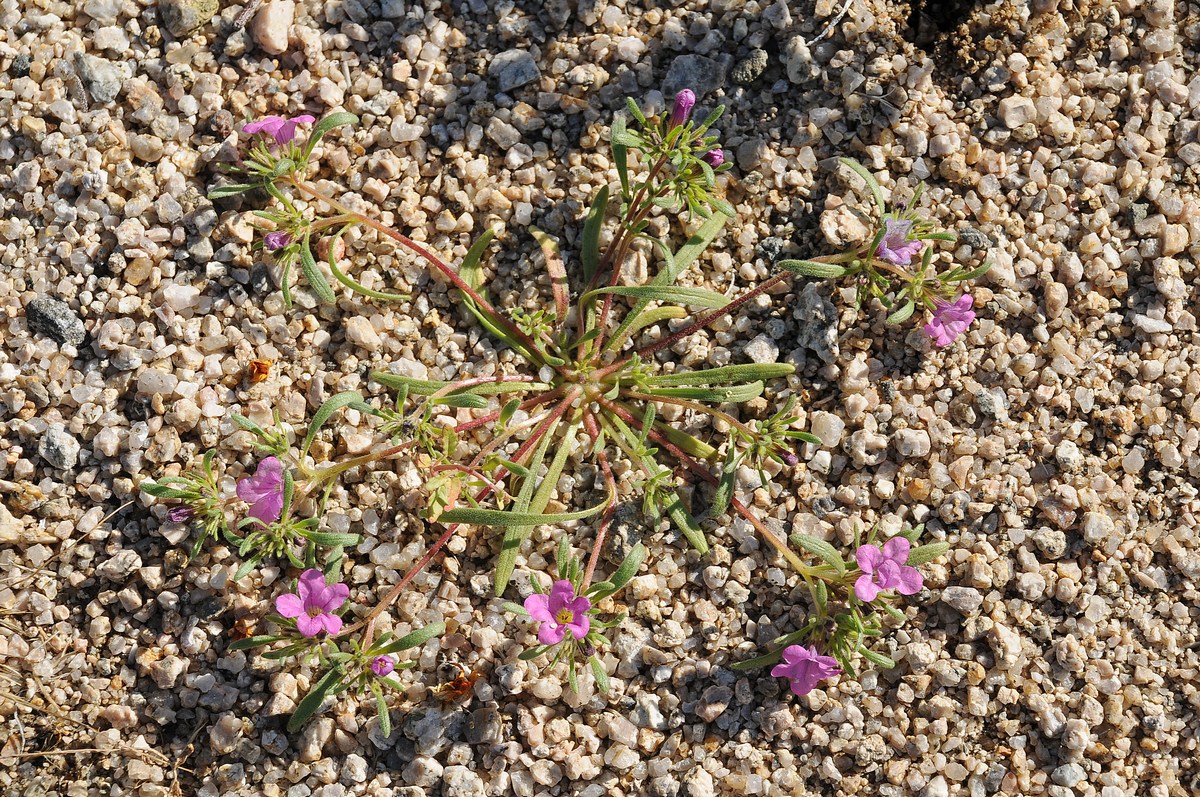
[670,89,696,128]
[702,149,725,167]
[264,231,292,251]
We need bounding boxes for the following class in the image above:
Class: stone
[810,412,845,447]
[792,283,838,363]
[893,428,931,458]
[488,50,540,93]
[252,0,294,55]
[26,297,86,346]
[940,586,983,615]
[1052,764,1086,788]
[74,52,122,103]
[96,550,142,581]
[160,0,219,37]
[663,55,727,97]
[0,502,56,545]
[442,766,486,797]
[299,716,333,761]
[731,49,768,85]
[744,333,779,364]
[345,317,382,351]
[1081,512,1114,544]
[209,714,242,755]
[783,36,817,83]
[694,685,732,722]
[39,425,81,470]
[998,95,1037,128]
[11,53,31,78]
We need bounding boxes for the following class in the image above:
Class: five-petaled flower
[854,537,923,602]
[236,456,285,525]
[275,569,349,637]
[875,218,925,266]
[243,114,317,148]
[670,89,696,128]
[702,148,725,167]
[264,231,292,251]
[924,294,975,348]
[771,644,841,696]
[371,655,396,677]
[524,580,591,646]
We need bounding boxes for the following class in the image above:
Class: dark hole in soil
[907,0,981,47]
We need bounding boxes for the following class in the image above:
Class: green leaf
[655,423,718,460]
[643,363,794,387]
[582,185,609,282]
[379,621,446,653]
[325,224,409,302]
[886,300,915,325]
[708,446,738,518]
[582,285,730,309]
[300,235,337,303]
[302,112,359,161]
[287,666,344,732]
[233,553,264,581]
[432,394,489,409]
[665,494,708,554]
[644,382,765,403]
[957,261,993,281]
[604,542,645,595]
[493,424,559,595]
[460,228,495,294]
[906,541,949,566]
[208,182,259,199]
[776,259,848,279]
[789,533,846,574]
[839,158,886,216]
[490,506,618,564]
[604,306,686,353]
[922,231,959,242]
[371,372,544,396]
[611,120,630,199]
[372,681,392,738]
[611,128,642,148]
[814,579,828,612]
[499,398,520,427]
[518,645,547,661]
[140,482,191,499]
[302,391,363,461]
[227,634,286,651]
[859,648,897,669]
[590,655,610,694]
[624,97,647,126]
[302,530,361,547]
[501,601,529,616]
[555,535,571,579]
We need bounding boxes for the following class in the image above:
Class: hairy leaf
[530,227,569,325]
[642,363,794,386]
[839,158,886,215]
[287,665,344,732]
[371,372,544,396]
[776,259,848,279]
[790,533,847,574]
[581,185,610,281]
[302,112,359,161]
[582,284,730,309]
[299,235,337,303]
[906,541,949,566]
[302,391,363,460]
[644,381,765,403]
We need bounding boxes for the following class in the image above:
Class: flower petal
[320,581,350,612]
[275,592,304,618]
[565,613,590,641]
[881,536,911,564]
[875,559,902,590]
[547,580,576,613]
[854,574,882,602]
[566,594,592,617]
[896,565,924,595]
[538,623,567,646]
[295,613,323,637]
[318,612,343,636]
[524,593,552,622]
[855,544,883,574]
[297,569,327,606]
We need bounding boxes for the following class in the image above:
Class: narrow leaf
[372,681,392,738]
[530,227,569,325]
[665,494,709,554]
[605,542,645,593]
[385,621,446,652]
[581,185,609,282]
[859,648,897,669]
[906,541,949,566]
[776,259,848,279]
[590,655,610,694]
[302,391,363,461]
[227,635,285,651]
[789,533,846,574]
[886,300,916,325]
[371,372,543,396]
[582,285,730,309]
[433,394,489,409]
[302,112,359,161]
[300,235,337,303]
[643,363,794,386]
[644,382,765,403]
[839,158,886,215]
[287,666,343,732]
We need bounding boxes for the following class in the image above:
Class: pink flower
[264,231,291,251]
[875,218,924,266]
[236,456,285,525]
[854,537,923,602]
[702,149,725,167]
[242,114,317,148]
[670,89,695,128]
[275,568,349,637]
[371,655,396,677]
[771,645,841,697]
[524,580,591,646]
[923,294,976,347]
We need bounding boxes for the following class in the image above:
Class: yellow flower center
[307,606,324,618]
[555,609,574,625]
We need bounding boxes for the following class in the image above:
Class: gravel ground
[2,0,1199,795]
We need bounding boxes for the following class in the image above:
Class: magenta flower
[275,569,349,637]
[854,537,923,602]
[875,218,925,266]
[771,645,841,697]
[923,294,976,348]
[670,89,696,128]
[371,655,396,677]
[168,505,195,523]
[702,148,725,167]
[236,456,285,525]
[264,231,291,251]
[524,580,591,646]
[242,114,317,148]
